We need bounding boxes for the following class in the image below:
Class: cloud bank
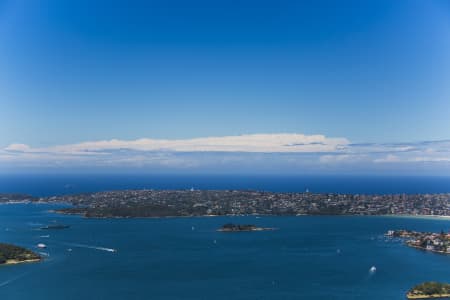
[2,134,450,174]
[4,134,348,153]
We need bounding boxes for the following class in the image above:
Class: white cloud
[409,157,450,163]
[319,154,368,164]
[2,134,450,174]
[374,154,400,163]
[5,134,349,154]
[5,143,31,152]
[374,154,450,164]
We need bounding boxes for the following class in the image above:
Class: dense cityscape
[1,189,450,218]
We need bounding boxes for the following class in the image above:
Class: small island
[407,282,450,299]
[0,243,41,266]
[217,223,276,232]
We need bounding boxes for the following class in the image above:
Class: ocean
[1,175,450,299]
[1,174,450,196]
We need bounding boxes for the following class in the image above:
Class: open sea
[1,174,450,196]
[1,174,450,299]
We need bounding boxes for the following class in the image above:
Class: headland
[1,190,449,219]
[386,230,450,254]
[0,243,41,266]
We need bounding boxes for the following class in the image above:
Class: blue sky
[1,0,450,174]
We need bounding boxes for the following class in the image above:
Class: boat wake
[63,243,117,253]
[0,272,30,288]
[27,222,43,227]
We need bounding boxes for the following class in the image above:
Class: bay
[1,204,449,299]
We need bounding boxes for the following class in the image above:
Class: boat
[40,224,70,230]
[37,243,47,249]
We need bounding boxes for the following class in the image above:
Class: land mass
[387,230,450,254]
[407,282,450,299]
[1,190,450,218]
[0,243,41,266]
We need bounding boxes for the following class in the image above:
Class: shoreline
[406,244,450,255]
[3,189,450,220]
[382,214,450,220]
[3,189,450,219]
[1,258,41,266]
[407,293,450,299]
[3,203,448,220]
[54,210,450,220]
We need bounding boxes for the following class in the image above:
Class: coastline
[1,258,41,266]
[406,244,450,255]
[382,214,450,220]
[4,189,450,220]
[54,209,450,220]
[4,202,449,220]
[407,293,450,299]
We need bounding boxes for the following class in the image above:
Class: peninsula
[386,230,450,254]
[1,190,450,218]
[407,282,450,299]
[0,243,41,266]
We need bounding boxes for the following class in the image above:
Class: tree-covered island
[407,282,450,299]
[0,243,41,266]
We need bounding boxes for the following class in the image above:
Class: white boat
[37,243,47,249]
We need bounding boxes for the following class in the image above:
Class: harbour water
[1,203,450,299]
[1,175,450,299]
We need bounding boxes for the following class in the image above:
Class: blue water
[1,174,450,196]
[1,175,450,299]
[1,204,450,299]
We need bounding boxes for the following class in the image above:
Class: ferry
[40,224,70,230]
